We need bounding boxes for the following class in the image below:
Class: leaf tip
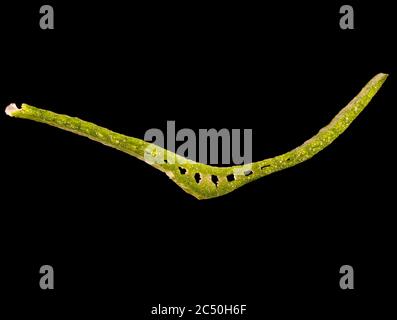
[5,103,20,117]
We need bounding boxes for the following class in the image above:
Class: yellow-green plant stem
[5,73,388,199]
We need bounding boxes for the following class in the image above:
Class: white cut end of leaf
[5,103,20,117]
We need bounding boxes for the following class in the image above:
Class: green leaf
[5,73,388,199]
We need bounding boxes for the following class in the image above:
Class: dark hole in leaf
[194,173,201,183]
[286,158,291,161]
[211,175,219,187]
[164,159,168,163]
[244,170,253,176]
[179,167,187,174]
[261,164,271,170]
[227,174,235,182]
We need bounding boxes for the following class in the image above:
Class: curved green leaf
[5,73,388,199]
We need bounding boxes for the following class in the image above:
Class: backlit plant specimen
[6,73,388,199]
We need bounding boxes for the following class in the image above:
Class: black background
[1,1,395,317]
